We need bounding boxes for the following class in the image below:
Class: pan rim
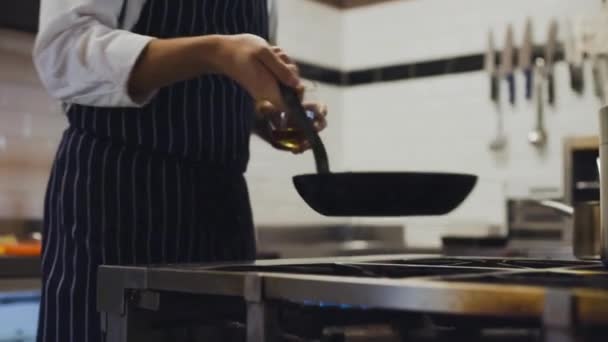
[293,172,478,178]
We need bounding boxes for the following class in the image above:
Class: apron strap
[268,0,278,44]
[118,0,128,28]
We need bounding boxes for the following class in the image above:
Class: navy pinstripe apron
[37,1,268,341]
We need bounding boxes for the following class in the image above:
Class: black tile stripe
[298,45,565,86]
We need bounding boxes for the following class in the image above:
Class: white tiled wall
[342,0,601,69]
[275,0,344,68]
[0,30,65,219]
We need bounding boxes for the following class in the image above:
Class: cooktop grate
[442,270,608,289]
[181,258,606,281]
[208,263,497,278]
[359,258,599,269]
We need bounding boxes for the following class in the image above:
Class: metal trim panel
[262,274,545,318]
[97,266,148,314]
[146,269,247,296]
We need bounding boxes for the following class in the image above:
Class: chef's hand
[255,101,328,154]
[217,34,302,113]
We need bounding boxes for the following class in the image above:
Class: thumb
[255,99,278,119]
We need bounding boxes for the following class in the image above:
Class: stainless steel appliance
[563,136,600,207]
[521,134,602,261]
[600,106,608,264]
[98,255,608,342]
[573,201,601,259]
[515,199,601,260]
[507,199,571,249]
[564,134,601,259]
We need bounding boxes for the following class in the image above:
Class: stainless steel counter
[98,255,608,342]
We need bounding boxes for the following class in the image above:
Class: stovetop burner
[98,254,608,342]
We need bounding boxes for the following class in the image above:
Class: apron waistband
[64,125,248,175]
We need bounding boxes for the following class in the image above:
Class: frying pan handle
[279,84,330,174]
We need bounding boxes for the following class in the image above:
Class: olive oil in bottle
[267,110,316,151]
[270,127,307,150]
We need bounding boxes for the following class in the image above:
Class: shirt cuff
[107,31,157,107]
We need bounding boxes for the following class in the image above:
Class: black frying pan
[280,85,478,217]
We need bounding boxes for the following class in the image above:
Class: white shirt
[34,0,277,108]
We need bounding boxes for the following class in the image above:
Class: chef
[33,0,327,341]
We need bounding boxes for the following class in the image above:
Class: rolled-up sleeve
[34,0,155,107]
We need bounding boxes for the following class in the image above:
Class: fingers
[303,102,328,132]
[257,47,300,88]
[315,118,327,132]
[295,83,306,101]
[248,58,288,111]
[258,47,302,109]
[256,45,303,110]
[249,45,327,155]
[255,99,277,117]
[287,64,299,78]
[272,47,293,63]
[303,103,328,117]
[274,50,307,102]
[273,47,299,73]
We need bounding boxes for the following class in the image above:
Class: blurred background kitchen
[1,0,608,340]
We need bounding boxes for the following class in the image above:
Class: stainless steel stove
[97,255,608,342]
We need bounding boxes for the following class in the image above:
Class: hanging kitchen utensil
[594,56,608,103]
[487,30,506,151]
[486,30,499,104]
[593,57,605,100]
[501,24,516,105]
[280,85,478,217]
[565,19,585,94]
[545,20,559,106]
[519,19,534,100]
[528,58,548,147]
[574,19,587,94]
